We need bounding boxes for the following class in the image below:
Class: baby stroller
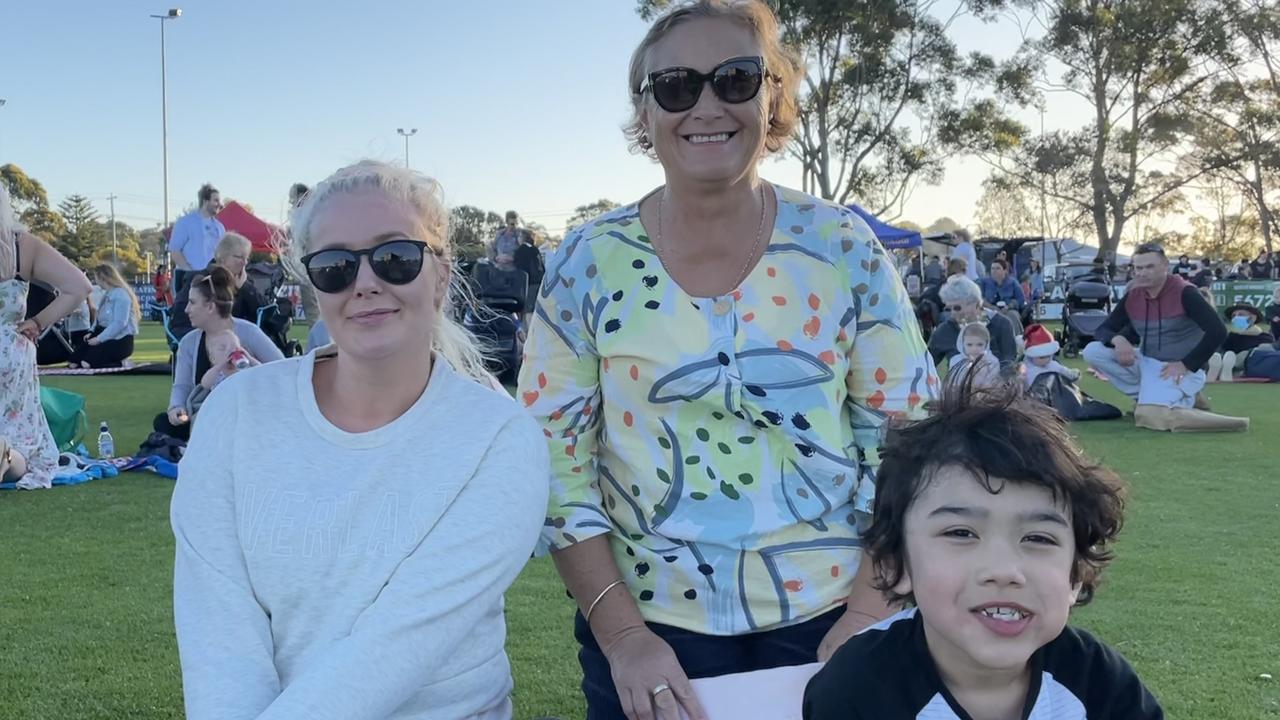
[463,262,527,383]
[914,280,943,342]
[1056,265,1113,358]
[246,261,303,357]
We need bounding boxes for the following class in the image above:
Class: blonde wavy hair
[92,264,142,325]
[0,184,23,282]
[624,0,803,159]
[289,160,491,383]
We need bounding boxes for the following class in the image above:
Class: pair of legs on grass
[68,333,134,369]
[0,437,29,482]
[1082,342,1205,408]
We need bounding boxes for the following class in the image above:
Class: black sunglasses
[639,56,770,113]
[300,238,439,294]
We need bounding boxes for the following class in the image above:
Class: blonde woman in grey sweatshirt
[171,161,549,720]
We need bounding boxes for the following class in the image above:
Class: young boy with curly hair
[804,389,1163,719]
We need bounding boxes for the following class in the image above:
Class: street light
[397,128,418,168]
[0,99,7,161]
[150,8,181,233]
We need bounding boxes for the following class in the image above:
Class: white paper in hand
[670,662,823,720]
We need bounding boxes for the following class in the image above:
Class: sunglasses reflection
[643,56,768,112]
[301,238,434,293]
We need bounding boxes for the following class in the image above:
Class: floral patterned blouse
[517,185,937,636]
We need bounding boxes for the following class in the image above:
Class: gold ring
[651,683,671,696]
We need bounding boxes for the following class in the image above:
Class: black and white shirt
[803,608,1163,719]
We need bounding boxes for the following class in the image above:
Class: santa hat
[1023,324,1060,358]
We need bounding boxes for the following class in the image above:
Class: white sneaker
[1206,353,1222,383]
[1219,351,1236,382]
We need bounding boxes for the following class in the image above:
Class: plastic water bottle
[97,422,115,459]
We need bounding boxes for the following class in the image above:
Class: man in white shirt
[951,228,980,282]
[169,184,225,294]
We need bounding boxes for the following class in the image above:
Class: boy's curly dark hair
[863,384,1127,606]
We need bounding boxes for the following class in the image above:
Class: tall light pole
[0,99,7,161]
[397,128,418,168]
[107,194,119,265]
[151,8,181,233]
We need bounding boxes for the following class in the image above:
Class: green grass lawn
[1,323,1277,719]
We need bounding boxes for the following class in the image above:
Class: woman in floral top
[517,2,937,719]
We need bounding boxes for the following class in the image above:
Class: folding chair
[26,280,81,365]
[146,301,182,369]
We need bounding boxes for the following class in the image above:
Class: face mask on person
[1230,315,1250,331]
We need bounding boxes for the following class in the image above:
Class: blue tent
[846,204,921,249]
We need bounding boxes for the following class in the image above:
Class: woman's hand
[199,363,226,390]
[86,335,101,346]
[16,319,40,341]
[600,625,707,720]
[167,406,189,426]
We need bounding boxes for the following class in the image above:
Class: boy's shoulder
[805,614,1163,720]
[1036,623,1162,717]
[804,609,939,717]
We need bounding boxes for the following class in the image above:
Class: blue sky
[2,1,1086,236]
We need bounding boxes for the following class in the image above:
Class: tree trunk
[1089,46,1113,260]
[1249,155,1275,255]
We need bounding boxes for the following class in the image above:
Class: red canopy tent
[160,201,282,254]
[215,201,281,254]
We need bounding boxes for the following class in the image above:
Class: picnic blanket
[0,453,177,489]
[39,362,171,377]
[0,452,122,490]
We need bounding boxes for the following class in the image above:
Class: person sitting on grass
[1021,323,1080,389]
[199,326,256,385]
[154,266,283,441]
[928,275,1018,371]
[803,389,1164,720]
[1083,242,1224,415]
[1206,304,1275,383]
[944,322,1002,393]
[69,264,141,369]
[980,259,1027,329]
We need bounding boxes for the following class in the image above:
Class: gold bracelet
[584,579,626,624]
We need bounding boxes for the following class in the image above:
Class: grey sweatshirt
[171,352,549,719]
[168,318,284,410]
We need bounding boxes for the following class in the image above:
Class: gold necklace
[654,182,768,293]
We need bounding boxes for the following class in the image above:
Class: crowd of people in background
[7,1,1279,717]
[1173,250,1280,285]
[907,245,1280,297]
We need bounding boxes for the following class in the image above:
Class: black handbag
[1028,372,1122,421]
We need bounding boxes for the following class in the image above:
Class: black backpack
[1027,372,1122,422]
